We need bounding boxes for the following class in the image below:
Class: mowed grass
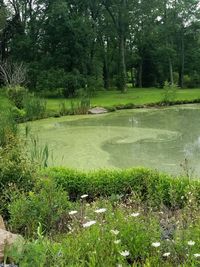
[1,87,200,113]
[46,87,200,112]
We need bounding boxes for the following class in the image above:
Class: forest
[0,0,200,96]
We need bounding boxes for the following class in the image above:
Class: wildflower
[81,194,88,199]
[120,250,130,257]
[110,230,119,235]
[83,220,96,228]
[67,224,72,231]
[130,212,140,217]
[163,252,170,257]
[95,208,107,214]
[69,210,78,215]
[152,242,161,248]
[114,239,121,244]
[194,254,200,258]
[188,240,195,246]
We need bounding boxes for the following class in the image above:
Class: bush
[0,109,18,147]
[7,86,28,109]
[162,82,178,104]
[184,73,200,88]
[36,68,66,93]
[63,71,86,98]
[10,106,26,122]
[0,140,36,218]
[23,95,46,120]
[44,168,200,209]
[9,179,72,237]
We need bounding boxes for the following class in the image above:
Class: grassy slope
[46,88,200,112]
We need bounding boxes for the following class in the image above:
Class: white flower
[95,208,107,214]
[114,239,121,244]
[188,240,195,246]
[120,250,130,257]
[130,212,140,217]
[69,210,78,215]
[152,242,161,248]
[163,252,171,257]
[110,230,119,235]
[83,220,96,228]
[81,194,88,199]
[194,254,200,258]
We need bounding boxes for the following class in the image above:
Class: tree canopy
[0,0,200,94]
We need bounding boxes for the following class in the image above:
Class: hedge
[44,168,200,208]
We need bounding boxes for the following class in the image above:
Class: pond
[24,104,200,175]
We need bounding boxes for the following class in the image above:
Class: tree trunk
[131,68,135,87]
[138,61,143,88]
[179,28,185,88]
[118,34,127,92]
[103,56,110,90]
[169,57,174,85]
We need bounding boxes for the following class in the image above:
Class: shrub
[36,68,66,93]
[10,106,26,122]
[44,168,200,209]
[9,179,72,237]
[183,73,200,88]
[0,140,36,218]
[23,95,46,120]
[162,82,178,104]
[0,109,18,147]
[7,86,28,109]
[63,71,86,98]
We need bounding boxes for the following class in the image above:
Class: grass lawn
[1,87,200,113]
[46,87,200,112]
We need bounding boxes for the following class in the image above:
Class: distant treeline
[0,0,200,95]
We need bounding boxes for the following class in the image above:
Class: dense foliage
[7,183,200,267]
[45,167,200,208]
[0,0,200,95]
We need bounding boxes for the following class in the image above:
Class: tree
[102,0,130,92]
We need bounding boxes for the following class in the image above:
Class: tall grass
[23,95,46,120]
[70,97,90,115]
[29,136,50,168]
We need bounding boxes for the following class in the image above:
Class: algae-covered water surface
[24,104,200,175]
